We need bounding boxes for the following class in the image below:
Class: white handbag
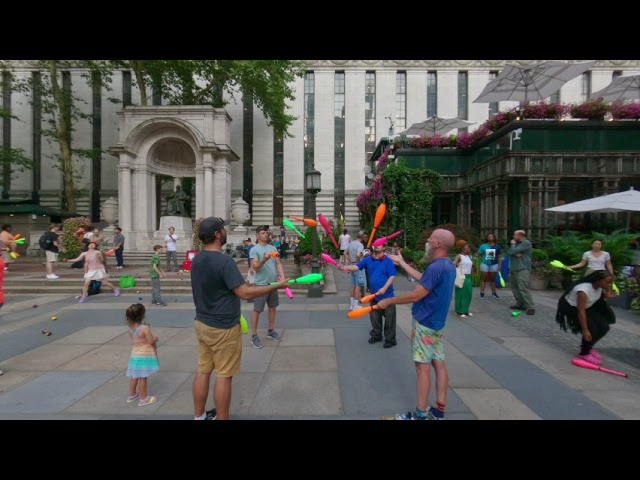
[455,264,466,288]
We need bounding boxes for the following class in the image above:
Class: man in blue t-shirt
[345,244,397,348]
[377,229,456,421]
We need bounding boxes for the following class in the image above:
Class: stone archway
[108,106,239,252]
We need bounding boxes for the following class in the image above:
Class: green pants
[455,274,473,314]
[510,269,534,309]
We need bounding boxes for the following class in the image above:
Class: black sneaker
[510,305,524,310]
[383,341,397,349]
[526,308,535,315]
[492,293,500,299]
[368,337,382,344]
[155,302,168,307]
[205,408,217,420]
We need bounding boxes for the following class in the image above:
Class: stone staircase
[4,255,337,295]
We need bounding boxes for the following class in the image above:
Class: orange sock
[436,402,446,413]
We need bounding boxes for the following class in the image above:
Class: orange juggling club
[348,305,378,319]
[367,203,387,248]
[288,216,319,228]
[360,292,379,304]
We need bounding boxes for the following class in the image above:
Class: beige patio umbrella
[589,74,640,102]
[474,61,597,104]
[398,116,475,137]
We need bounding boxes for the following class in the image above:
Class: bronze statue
[164,185,190,217]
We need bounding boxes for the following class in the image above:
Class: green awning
[0,200,78,218]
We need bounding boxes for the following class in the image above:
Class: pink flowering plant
[609,102,640,120]
[570,99,609,120]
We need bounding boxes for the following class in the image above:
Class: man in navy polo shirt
[345,244,397,348]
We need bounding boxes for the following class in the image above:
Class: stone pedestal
[156,216,193,252]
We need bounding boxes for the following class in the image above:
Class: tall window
[488,70,499,117]
[334,72,345,220]
[458,71,468,133]
[427,71,437,118]
[365,71,376,164]
[2,71,11,199]
[243,94,254,219]
[273,133,284,226]
[92,71,103,221]
[31,71,42,203]
[550,89,561,104]
[581,71,592,101]
[395,71,406,133]
[303,72,315,217]
[122,71,132,107]
[613,70,623,79]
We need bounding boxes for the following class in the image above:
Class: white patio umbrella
[545,187,640,228]
[589,74,640,103]
[473,61,597,104]
[398,116,475,137]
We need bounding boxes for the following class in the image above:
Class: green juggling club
[270,273,323,285]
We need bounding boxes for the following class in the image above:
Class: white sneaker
[46,274,60,279]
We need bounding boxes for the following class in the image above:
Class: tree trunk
[129,60,148,106]
[48,60,76,213]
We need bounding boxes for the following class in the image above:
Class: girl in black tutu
[555,270,617,365]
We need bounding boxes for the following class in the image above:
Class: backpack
[39,232,52,250]
[88,280,102,296]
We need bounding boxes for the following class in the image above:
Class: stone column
[195,165,204,219]
[118,163,133,233]
[133,166,151,231]
[213,155,231,219]
[203,153,214,218]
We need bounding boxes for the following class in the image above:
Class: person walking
[249,225,286,349]
[555,270,617,365]
[149,245,168,306]
[508,229,535,315]
[165,226,179,272]
[347,231,366,310]
[125,303,160,406]
[190,217,289,420]
[43,224,62,279]
[113,227,125,270]
[345,243,397,347]
[377,229,456,420]
[567,239,614,276]
[339,228,351,266]
[453,243,475,318]
[477,233,502,299]
[64,242,121,302]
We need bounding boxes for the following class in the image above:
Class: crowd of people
[1,216,629,419]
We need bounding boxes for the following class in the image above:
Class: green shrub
[60,216,92,260]
[298,226,321,255]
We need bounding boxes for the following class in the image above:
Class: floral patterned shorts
[411,318,445,363]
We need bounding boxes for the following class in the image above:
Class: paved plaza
[1,259,639,420]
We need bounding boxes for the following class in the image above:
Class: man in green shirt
[150,244,168,306]
[508,229,535,315]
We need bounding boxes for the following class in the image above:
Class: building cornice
[300,60,640,70]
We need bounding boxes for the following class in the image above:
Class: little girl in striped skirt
[125,303,160,406]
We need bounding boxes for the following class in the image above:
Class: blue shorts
[351,269,366,287]
[480,263,500,273]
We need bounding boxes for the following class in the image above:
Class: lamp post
[305,166,322,298]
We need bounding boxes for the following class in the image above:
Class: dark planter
[608,291,636,310]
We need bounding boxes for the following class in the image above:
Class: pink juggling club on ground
[571,358,628,378]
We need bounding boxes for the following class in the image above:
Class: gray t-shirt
[190,251,245,329]
[348,240,364,263]
[113,233,125,249]
[250,243,278,285]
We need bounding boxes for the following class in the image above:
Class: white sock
[350,297,354,308]
[195,413,206,420]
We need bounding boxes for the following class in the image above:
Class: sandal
[126,393,140,403]
[138,395,158,407]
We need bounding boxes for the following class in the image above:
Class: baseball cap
[198,216,230,242]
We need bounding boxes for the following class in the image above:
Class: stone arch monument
[108,106,239,252]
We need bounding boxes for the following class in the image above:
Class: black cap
[198,217,230,242]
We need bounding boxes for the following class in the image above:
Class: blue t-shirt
[357,256,397,300]
[190,251,246,329]
[246,244,254,267]
[478,243,501,266]
[412,257,456,331]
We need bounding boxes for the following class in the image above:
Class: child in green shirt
[150,245,167,306]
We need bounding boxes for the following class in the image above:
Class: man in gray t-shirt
[347,231,366,309]
[113,227,125,269]
[249,225,286,349]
